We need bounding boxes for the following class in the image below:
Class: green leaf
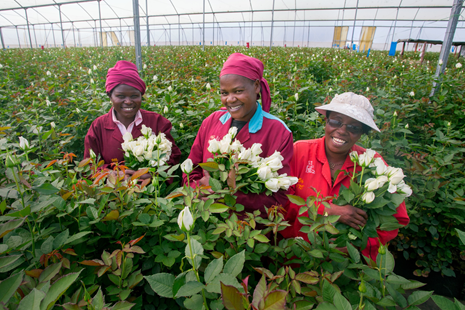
[379,222,404,230]
[401,280,426,290]
[293,300,315,310]
[17,288,46,310]
[377,296,397,307]
[210,300,224,310]
[346,242,360,263]
[109,301,135,310]
[78,198,96,205]
[175,281,205,298]
[456,228,465,245]
[223,250,245,278]
[5,205,31,218]
[209,178,223,192]
[209,203,229,213]
[41,236,55,255]
[91,287,104,310]
[407,290,434,306]
[386,275,411,285]
[172,273,186,298]
[0,200,6,214]
[205,256,223,283]
[366,196,389,209]
[39,262,62,283]
[253,234,270,243]
[206,273,241,294]
[377,251,395,274]
[341,189,355,204]
[263,290,287,310]
[144,273,175,298]
[0,218,25,238]
[184,294,204,310]
[0,271,23,304]
[287,194,305,206]
[0,254,22,270]
[454,298,465,310]
[252,275,266,309]
[431,295,456,310]
[53,229,69,250]
[40,271,82,310]
[185,238,204,268]
[314,303,338,310]
[322,279,338,303]
[33,183,60,195]
[221,282,245,310]
[333,293,352,310]
[64,231,92,246]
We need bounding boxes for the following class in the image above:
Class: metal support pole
[146,0,150,46]
[24,9,34,49]
[78,28,81,47]
[202,0,205,50]
[269,0,275,51]
[58,5,65,47]
[52,23,56,47]
[293,0,296,47]
[169,24,171,45]
[350,0,359,49]
[307,21,311,47]
[32,24,38,48]
[16,26,21,48]
[72,22,76,47]
[251,11,254,46]
[98,0,103,47]
[212,16,214,46]
[132,0,142,71]
[192,23,194,44]
[430,0,464,97]
[0,28,5,50]
[391,1,403,43]
[283,26,286,45]
[179,15,181,45]
[120,19,123,45]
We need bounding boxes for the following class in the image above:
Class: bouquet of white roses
[121,125,172,170]
[202,127,298,195]
[332,149,412,250]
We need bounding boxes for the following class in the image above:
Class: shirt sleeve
[182,118,207,187]
[84,121,112,170]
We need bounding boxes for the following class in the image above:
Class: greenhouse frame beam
[270,0,275,51]
[23,8,34,49]
[58,4,66,47]
[98,0,103,47]
[431,0,464,97]
[350,0,359,49]
[0,0,96,12]
[202,0,205,50]
[0,28,4,49]
[146,0,150,46]
[132,0,142,71]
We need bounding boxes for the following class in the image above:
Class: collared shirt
[282,137,409,261]
[110,107,143,135]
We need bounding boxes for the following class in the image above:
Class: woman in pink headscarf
[183,53,293,215]
[84,60,180,175]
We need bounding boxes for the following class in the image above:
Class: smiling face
[220,74,260,123]
[324,111,363,160]
[110,84,142,127]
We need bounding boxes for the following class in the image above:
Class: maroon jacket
[183,103,293,215]
[84,109,181,169]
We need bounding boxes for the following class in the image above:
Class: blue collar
[219,102,264,134]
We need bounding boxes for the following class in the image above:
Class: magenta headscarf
[105,60,146,95]
[220,53,271,113]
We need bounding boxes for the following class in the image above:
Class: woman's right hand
[325,202,367,230]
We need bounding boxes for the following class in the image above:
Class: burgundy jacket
[84,109,181,169]
[183,103,293,215]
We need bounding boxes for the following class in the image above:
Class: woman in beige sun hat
[281,92,409,261]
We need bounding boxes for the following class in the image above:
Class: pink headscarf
[105,61,146,95]
[220,53,271,112]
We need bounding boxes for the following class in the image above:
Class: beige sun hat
[315,92,380,132]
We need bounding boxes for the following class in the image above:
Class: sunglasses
[327,118,363,134]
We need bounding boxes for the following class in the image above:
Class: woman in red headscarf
[183,53,293,215]
[84,60,181,175]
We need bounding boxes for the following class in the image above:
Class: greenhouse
[0,1,464,310]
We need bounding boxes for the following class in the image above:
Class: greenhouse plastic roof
[0,0,462,29]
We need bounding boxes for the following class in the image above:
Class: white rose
[266,151,284,162]
[397,180,413,198]
[50,122,56,128]
[177,206,194,231]
[456,63,462,69]
[123,132,133,142]
[141,125,151,137]
[250,143,263,156]
[134,145,144,156]
[372,158,387,175]
[144,151,152,160]
[388,182,397,194]
[46,70,51,76]
[181,158,194,174]
[257,166,272,180]
[261,157,283,171]
[206,83,211,90]
[168,86,172,92]
[164,106,169,113]
[219,139,230,154]
[277,177,292,190]
[364,178,379,191]
[349,151,359,163]
[387,167,404,185]
[376,175,389,187]
[19,136,29,150]
[228,127,238,138]
[238,148,252,162]
[207,139,220,154]
[46,100,51,107]
[409,91,415,97]
[90,149,97,159]
[88,68,92,74]
[265,178,280,192]
[230,140,242,153]
[294,93,299,101]
[361,191,375,204]
[93,65,97,70]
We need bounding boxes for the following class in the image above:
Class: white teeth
[229,105,242,112]
[333,137,346,145]
[123,108,133,111]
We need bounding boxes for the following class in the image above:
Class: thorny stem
[187,232,209,310]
